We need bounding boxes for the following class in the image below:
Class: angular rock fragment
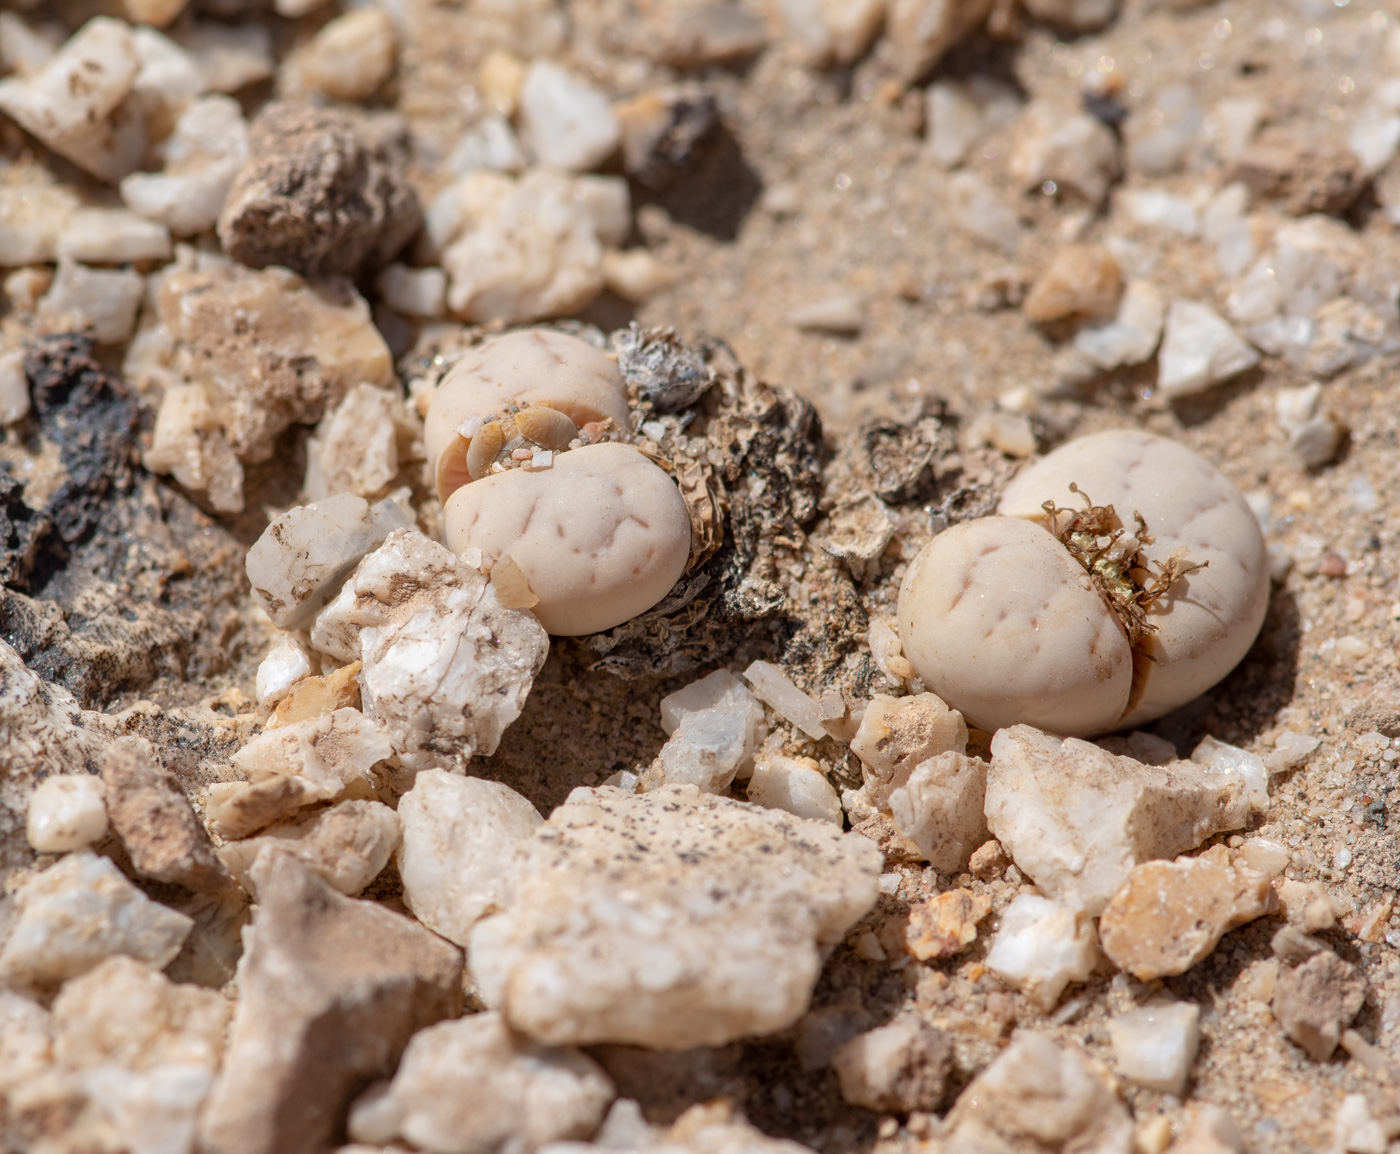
[266,661,362,729]
[640,669,764,794]
[1272,950,1366,1061]
[158,264,393,465]
[347,1012,614,1153]
[0,183,79,266]
[0,18,146,183]
[830,1016,953,1114]
[120,95,249,236]
[247,494,410,629]
[1098,849,1272,980]
[103,737,234,894]
[279,6,397,104]
[56,208,171,265]
[304,383,422,503]
[225,708,392,814]
[984,894,1097,1010]
[469,784,882,1048]
[197,854,462,1154]
[985,726,1263,914]
[742,660,828,742]
[143,383,246,514]
[1156,300,1259,400]
[850,692,967,807]
[37,260,144,345]
[25,773,107,854]
[887,0,995,82]
[218,101,421,278]
[0,851,193,991]
[396,770,542,947]
[886,751,986,872]
[1010,107,1121,205]
[519,60,620,172]
[746,756,842,825]
[944,1032,1132,1152]
[220,800,401,898]
[906,889,991,960]
[310,530,549,772]
[1073,279,1166,371]
[1023,244,1122,324]
[1107,1000,1200,1096]
[51,955,228,1073]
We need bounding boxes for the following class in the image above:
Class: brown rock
[205,777,321,841]
[1227,127,1368,218]
[197,852,462,1154]
[158,264,392,464]
[102,737,234,894]
[1272,950,1366,1061]
[1098,849,1272,980]
[217,102,421,279]
[906,889,991,960]
[968,839,1010,880]
[1023,244,1122,324]
[831,1016,953,1113]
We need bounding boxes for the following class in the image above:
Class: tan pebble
[906,889,991,960]
[1023,243,1122,323]
[266,662,362,729]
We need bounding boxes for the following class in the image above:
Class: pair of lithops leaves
[897,430,1270,736]
[425,329,691,636]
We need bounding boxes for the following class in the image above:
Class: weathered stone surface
[51,955,228,1072]
[944,1032,1132,1152]
[984,894,1097,1010]
[143,382,246,514]
[886,751,986,873]
[1106,1000,1200,1096]
[246,494,410,629]
[0,851,193,992]
[849,692,967,807]
[396,770,541,947]
[469,784,882,1048]
[348,1011,614,1153]
[985,726,1262,914]
[830,1016,952,1113]
[310,530,549,772]
[158,263,393,464]
[640,669,764,795]
[197,853,462,1154]
[103,737,233,894]
[1272,950,1366,1061]
[217,101,421,278]
[220,800,400,898]
[905,889,991,960]
[304,383,422,504]
[1098,849,1272,980]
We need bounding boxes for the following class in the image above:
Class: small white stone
[1209,97,1262,161]
[130,26,206,123]
[396,769,542,947]
[1129,85,1204,175]
[0,12,62,78]
[280,6,396,103]
[1265,732,1320,773]
[0,17,146,183]
[518,61,620,172]
[948,171,1022,255]
[1290,415,1344,469]
[1202,183,1255,278]
[1349,108,1400,175]
[1190,735,1269,818]
[38,260,144,345]
[924,79,1020,169]
[449,115,528,175]
[886,751,987,873]
[1334,1093,1388,1154]
[220,800,402,898]
[120,95,248,236]
[984,894,1097,1010]
[743,660,827,742]
[747,756,842,825]
[645,670,765,793]
[1275,381,1322,432]
[351,1012,614,1154]
[1107,1001,1200,1096]
[1073,279,1166,370]
[1120,188,1199,236]
[776,0,885,66]
[1010,106,1120,204]
[0,347,30,425]
[303,383,418,504]
[56,208,172,264]
[230,708,393,802]
[174,21,274,94]
[1239,836,1291,877]
[1156,299,1259,399]
[246,494,412,630]
[27,775,108,853]
[376,264,447,318]
[255,642,311,714]
[0,851,193,991]
[601,249,674,302]
[143,382,245,514]
[0,184,79,266]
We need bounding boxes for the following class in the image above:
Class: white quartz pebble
[376,264,447,318]
[27,775,108,853]
[518,61,620,172]
[1107,1001,1200,1096]
[255,640,312,714]
[0,348,29,425]
[37,260,144,345]
[983,893,1097,1010]
[743,660,828,742]
[56,208,171,264]
[1156,300,1260,399]
[645,670,765,793]
[120,95,248,236]
[747,756,842,825]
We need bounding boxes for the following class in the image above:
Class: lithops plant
[897,429,1269,735]
[427,328,693,636]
